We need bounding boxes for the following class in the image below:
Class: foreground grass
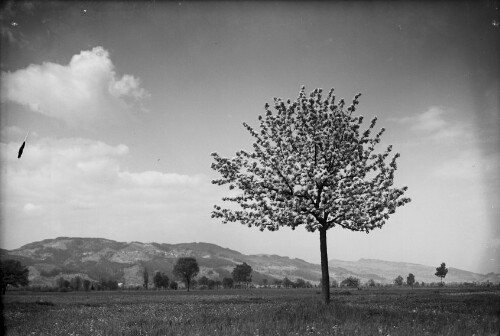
[2,287,499,335]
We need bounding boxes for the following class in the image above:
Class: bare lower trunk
[319,227,330,304]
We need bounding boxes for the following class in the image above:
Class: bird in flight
[18,130,30,159]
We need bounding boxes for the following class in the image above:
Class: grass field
[2,287,499,335]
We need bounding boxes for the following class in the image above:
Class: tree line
[333,263,450,288]
[147,258,254,291]
[2,257,489,293]
[0,257,255,292]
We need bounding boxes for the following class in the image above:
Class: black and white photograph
[1,1,499,335]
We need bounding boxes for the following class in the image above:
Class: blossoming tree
[211,86,411,303]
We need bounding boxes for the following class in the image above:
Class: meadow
[2,287,499,336]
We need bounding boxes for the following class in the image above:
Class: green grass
[2,287,499,335]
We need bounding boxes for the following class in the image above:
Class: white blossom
[211,86,411,233]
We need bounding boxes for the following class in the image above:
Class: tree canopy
[232,262,252,288]
[143,267,149,289]
[407,273,415,286]
[153,271,169,289]
[211,86,410,303]
[282,277,294,288]
[0,259,29,294]
[222,277,234,288]
[198,276,210,287]
[341,276,360,288]
[435,262,448,285]
[394,275,404,286]
[173,257,199,292]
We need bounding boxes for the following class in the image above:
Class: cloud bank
[0,135,214,247]
[1,47,149,128]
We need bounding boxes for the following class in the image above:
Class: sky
[1,1,499,274]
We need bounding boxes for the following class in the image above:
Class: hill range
[1,237,498,288]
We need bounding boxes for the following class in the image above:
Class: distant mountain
[1,237,498,287]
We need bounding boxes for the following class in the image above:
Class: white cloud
[119,171,204,188]
[0,135,216,246]
[1,135,204,195]
[1,47,149,128]
[23,203,41,213]
[410,106,447,132]
[394,106,472,143]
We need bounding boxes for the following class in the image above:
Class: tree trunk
[319,227,330,304]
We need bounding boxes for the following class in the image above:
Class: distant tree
[282,277,294,288]
[208,279,216,290]
[70,276,82,291]
[198,276,210,287]
[56,276,71,290]
[98,279,106,290]
[56,276,66,289]
[367,278,376,287]
[0,259,29,294]
[153,272,169,289]
[305,281,313,288]
[162,273,170,288]
[330,279,339,288]
[169,281,178,290]
[143,267,149,289]
[261,278,268,287]
[435,262,448,285]
[211,86,411,304]
[215,280,222,290]
[341,276,360,288]
[83,279,91,291]
[407,273,415,287]
[173,257,199,292]
[98,278,118,290]
[153,272,161,289]
[274,279,283,288]
[295,278,307,288]
[232,263,252,288]
[222,277,234,289]
[394,275,403,286]
[106,279,119,290]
